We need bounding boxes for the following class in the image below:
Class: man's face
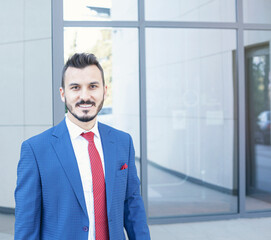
[60,65,107,124]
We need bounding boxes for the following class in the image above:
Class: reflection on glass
[146,28,237,218]
[145,0,235,22]
[245,31,271,212]
[64,0,137,21]
[64,27,141,177]
[243,0,271,24]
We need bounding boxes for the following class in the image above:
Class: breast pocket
[116,168,128,177]
[115,169,128,197]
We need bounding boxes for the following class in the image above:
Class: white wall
[3,0,271,210]
[111,0,271,193]
[111,29,140,156]
[244,31,271,47]
[111,0,137,20]
[145,0,235,22]
[145,28,236,190]
[243,0,271,24]
[0,0,52,208]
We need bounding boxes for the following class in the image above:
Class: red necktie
[81,131,109,240]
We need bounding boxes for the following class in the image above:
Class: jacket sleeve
[124,135,151,240]
[14,141,41,240]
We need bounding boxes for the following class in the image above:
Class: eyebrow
[68,83,79,86]
[89,81,100,85]
[68,81,100,87]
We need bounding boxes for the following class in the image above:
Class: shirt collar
[65,115,100,140]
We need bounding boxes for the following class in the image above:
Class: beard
[65,97,104,123]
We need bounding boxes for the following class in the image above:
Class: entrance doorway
[246,43,271,211]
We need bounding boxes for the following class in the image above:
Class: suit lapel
[98,122,116,215]
[51,120,88,218]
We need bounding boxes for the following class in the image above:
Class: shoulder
[23,127,54,148]
[98,122,132,142]
[24,119,66,146]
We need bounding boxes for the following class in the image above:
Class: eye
[90,84,98,89]
[71,85,79,90]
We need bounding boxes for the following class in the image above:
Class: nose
[80,88,90,101]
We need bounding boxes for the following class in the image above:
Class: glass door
[246,43,271,212]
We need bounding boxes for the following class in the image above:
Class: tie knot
[81,131,95,142]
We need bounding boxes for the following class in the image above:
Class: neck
[67,112,96,131]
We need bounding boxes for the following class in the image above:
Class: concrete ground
[149,217,271,240]
[1,213,271,240]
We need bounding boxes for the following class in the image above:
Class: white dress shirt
[65,116,105,240]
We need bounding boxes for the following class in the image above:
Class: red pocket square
[121,163,128,170]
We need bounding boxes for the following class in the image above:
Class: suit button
[83,226,89,232]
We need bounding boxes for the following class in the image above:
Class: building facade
[1,0,271,224]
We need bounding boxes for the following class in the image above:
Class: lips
[76,100,96,109]
[78,104,93,108]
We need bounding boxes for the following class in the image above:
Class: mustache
[75,100,96,107]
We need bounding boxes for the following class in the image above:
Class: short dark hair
[61,53,105,88]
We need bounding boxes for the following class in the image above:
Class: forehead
[64,65,103,84]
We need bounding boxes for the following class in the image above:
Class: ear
[104,85,108,99]
[59,87,65,103]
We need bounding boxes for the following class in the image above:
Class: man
[15,53,150,240]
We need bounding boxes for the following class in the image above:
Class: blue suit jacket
[15,120,150,240]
